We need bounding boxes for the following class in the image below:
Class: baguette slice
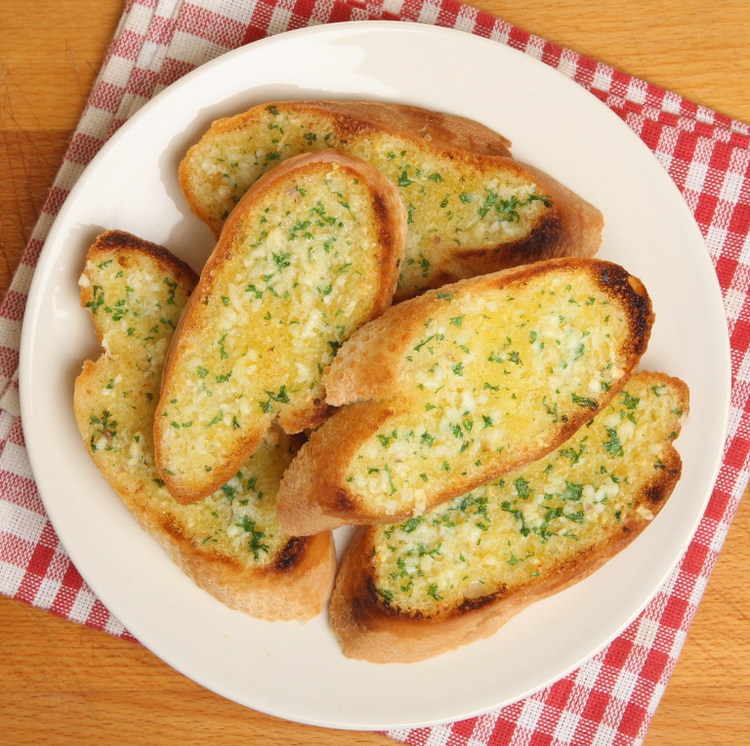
[178,100,604,301]
[74,230,336,622]
[155,150,407,503]
[276,258,654,535]
[330,372,689,662]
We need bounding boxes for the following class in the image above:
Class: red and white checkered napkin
[1,0,749,742]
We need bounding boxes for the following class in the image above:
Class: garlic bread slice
[276,258,654,534]
[155,150,406,503]
[179,100,603,301]
[74,231,336,621]
[330,372,688,662]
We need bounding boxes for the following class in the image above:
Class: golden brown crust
[329,373,688,662]
[275,400,406,535]
[76,377,337,619]
[138,502,336,621]
[276,258,655,535]
[300,101,514,158]
[329,514,655,663]
[155,150,407,504]
[444,161,604,283]
[74,231,336,622]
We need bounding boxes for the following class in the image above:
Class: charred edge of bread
[153,508,336,621]
[328,478,675,664]
[407,159,604,298]
[88,229,200,283]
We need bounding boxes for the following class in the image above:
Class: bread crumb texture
[369,373,687,617]
[158,156,400,497]
[343,263,650,516]
[75,237,301,570]
[181,102,554,298]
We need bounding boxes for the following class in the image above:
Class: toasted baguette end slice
[74,231,336,622]
[329,372,689,662]
[155,150,407,504]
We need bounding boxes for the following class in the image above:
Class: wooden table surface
[1,1,748,744]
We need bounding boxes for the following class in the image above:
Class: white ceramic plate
[19,22,730,730]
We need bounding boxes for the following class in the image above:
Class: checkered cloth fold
[1,1,749,744]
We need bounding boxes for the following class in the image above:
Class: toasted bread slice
[276,258,654,535]
[178,100,604,301]
[330,372,688,662]
[155,150,407,503]
[74,230,336,622]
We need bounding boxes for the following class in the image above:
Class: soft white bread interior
[178,100,604,301]
[155,150,407,503]
[276,258,654,535]
[73,230,336,622]
[329,372,689,662]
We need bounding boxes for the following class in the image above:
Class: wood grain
[1,1,748,743]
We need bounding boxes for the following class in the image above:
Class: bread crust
[276,258,655,535]
[115,477,336,621]
[178,100,603,300]
[275,400,407,533]
[155,150,407,503]
[74,231,336,622]
[329,373,688,662]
